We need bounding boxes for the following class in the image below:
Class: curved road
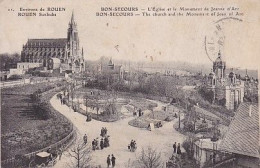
[51,94,185,168]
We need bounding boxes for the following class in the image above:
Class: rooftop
[218,103,259,158]
[195,138,222,150]
[25,38,67,47]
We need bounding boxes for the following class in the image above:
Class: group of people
[46,146,64,161]
[155,121,163,128]
[107,154,116,168]
[173,142,182,155]
[58,94,66,105]
[128,140,137,152]
[92,136,110,150]
[101,127,108,137]
[133,108,144,117]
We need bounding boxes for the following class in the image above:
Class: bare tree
[137,146,163,168]
[66,140,92,168]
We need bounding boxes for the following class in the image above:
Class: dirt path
[51,94,186,168]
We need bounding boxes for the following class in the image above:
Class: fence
[0,77,64,88]
[1,128,76,167]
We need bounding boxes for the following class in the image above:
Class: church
[207,51,245,111]
[20,12,85,73]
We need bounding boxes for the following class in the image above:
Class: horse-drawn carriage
[29,151,57,168]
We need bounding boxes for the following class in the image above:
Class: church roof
[218,103,259,158]
[214,51,225,64]
[26,38,67,47]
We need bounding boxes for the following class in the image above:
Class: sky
[0,0,259,70]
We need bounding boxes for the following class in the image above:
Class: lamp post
[178,109,181,129]
[85,96,88,114]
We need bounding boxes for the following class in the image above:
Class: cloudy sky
[0,0,259,70]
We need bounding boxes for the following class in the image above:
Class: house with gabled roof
[218,103,259,168]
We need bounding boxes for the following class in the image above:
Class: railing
[1,128,76,167]
[0,77,64,88]
[213,157,236,168]
[205,156,236,168]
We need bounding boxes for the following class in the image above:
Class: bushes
[198,86,214,104]
[8,74,22,80]
[183,121,194,132]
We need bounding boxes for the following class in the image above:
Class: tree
[0,53,20,71]
[182,133,196,159]
[137,146,163,168]
[66,140,92,168]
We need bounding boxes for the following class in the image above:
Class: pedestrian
[177,143,181,155]
[83,134,88,144]
[133,141,137,152]
[92,139,96,151]
[107,155,111,168]
[104,136,109,148]
[111,154,116,167]
[47,147,51,153]
[96,138,100,150]
[106,136,110,147]
[100,138,104,150]
[104,127,107,135]
[101,127,104,137]
[58,148,63,160]
[173,142,177,153]
[130,140,134,151]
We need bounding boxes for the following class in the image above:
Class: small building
[0,71,9,81]
[98,58,124,82]
[218,103,259,168]
[47,58,61,70]
[193,138,222,167]
[17,62,42,72]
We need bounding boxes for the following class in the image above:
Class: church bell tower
[67,11,80,62]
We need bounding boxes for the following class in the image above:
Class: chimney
[249,105,252,117]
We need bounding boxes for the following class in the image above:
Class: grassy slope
[1,82,72,160]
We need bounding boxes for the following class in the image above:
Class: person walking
[111,154,116,167]
[101,127,104,137]
[177,143,181,155]
[57,148,62,160]
[173,142,177,153]
[130,140,134,152]
[104,136,109,148]
[139,109,142,117]
[96,138,100,150]
[107,155,111,168]
[92,139,96,151]
[100,138,104,150]
[104,127,108,135]
[83,134,88,144]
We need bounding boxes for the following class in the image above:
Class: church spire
[71,11,74,24]
[69,10,77,27]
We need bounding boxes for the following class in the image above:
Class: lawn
[1,81,73,161]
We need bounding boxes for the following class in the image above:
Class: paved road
[51,94,186,168]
